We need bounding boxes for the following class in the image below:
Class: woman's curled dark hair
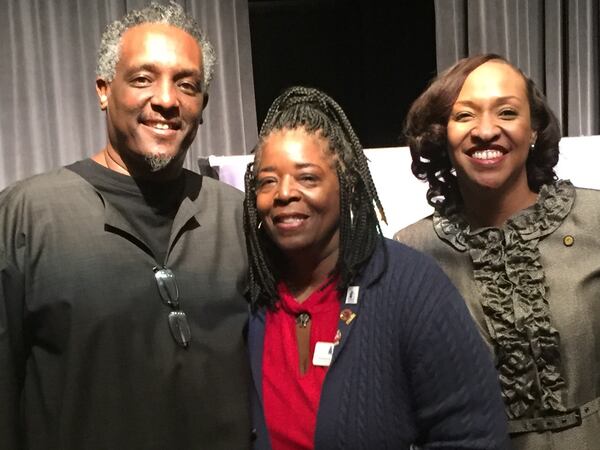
[404,53,561,212]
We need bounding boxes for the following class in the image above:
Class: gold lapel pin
[340,308,356,325]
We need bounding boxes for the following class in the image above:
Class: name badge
[345,286,359,304]
[312,341,335,367]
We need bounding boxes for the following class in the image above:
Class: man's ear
[199,93,209,124]
[96,78,110,110]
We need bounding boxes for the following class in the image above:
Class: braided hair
[243,86,386,309]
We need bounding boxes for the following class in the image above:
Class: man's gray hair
[96,1,216,91]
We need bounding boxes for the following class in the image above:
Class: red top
[262,279,340,450]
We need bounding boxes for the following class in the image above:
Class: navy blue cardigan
[248,239,509,449]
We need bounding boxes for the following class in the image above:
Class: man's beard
[144,153,174,172]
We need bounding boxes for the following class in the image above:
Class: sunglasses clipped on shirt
[153,266,191,348]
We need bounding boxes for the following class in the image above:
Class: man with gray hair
[0,3,250,449]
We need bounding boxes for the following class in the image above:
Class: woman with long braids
[243,86,509,449]
[395,54,600,448]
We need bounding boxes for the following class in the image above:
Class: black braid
[243,86,387,309]
[243,162,278,305]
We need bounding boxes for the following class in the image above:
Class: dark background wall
[248,0,437,148]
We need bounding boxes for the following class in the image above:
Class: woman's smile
[255,128,340,258]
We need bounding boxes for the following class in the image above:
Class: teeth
[279,216,304,224]
[472,150,503,160]
[153,123,170,130]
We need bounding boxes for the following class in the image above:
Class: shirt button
[563,235,575,247]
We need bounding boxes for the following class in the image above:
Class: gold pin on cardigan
[340,308,356,325]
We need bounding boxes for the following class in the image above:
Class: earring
[100,95,107,102]
[257,221,262,230]
[530,143,535,152]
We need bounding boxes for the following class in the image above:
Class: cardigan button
[563,235,575,247]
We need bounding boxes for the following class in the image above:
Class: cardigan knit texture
[248,238,510,449]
